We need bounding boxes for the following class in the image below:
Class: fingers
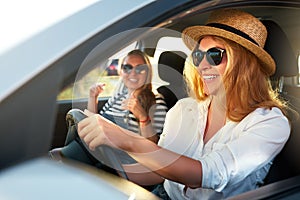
[78,114,104,151]
[122,97,139,108]
[78,115,94,138]
[89,83,106,97]
[89,137,102,151]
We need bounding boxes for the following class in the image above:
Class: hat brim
[182,26,275,75]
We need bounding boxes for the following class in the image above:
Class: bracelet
[140,119,151,127]
[139,116,150,123]
[140,118,151,127]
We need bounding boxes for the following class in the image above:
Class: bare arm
[122,95,158,142]
[87,83,105,113]
[123,163,164,186]
[87,96,98,113]
[78,113,203,188]
[125,135,203,188]
[139,117,159,143]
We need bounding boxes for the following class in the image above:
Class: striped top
[100,91,168,135]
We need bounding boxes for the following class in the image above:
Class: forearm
[114,130,203,188]
[139,119,158,143]
[79,114,202,188]
[123,163,164,186]
[87,96,98,113]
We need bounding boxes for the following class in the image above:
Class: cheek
[139,74,147,83]
[195,67,202,76]
[218,57,227,75]
[218,65,226,75]
[121,73,128,79]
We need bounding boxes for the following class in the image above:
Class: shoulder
[155,93,167,105]
[155,93,165,100]
[240,107,290,132]
[248,107,288,121]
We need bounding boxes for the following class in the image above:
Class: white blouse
[158,97,290,199]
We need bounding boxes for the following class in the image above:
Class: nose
[197,55,211,71]
[129,69,137,75]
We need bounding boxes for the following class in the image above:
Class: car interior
[261,19,300,185]
[157,50,188,110]
[48,2,300,198]
[3,1,300,199]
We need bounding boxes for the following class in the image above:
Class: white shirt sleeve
[201,107,290,191]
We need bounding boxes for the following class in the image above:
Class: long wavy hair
[184,36,288,122]
[121,49,155,114]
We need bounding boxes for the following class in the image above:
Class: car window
[57,42,137,100]
[57,36,190,101]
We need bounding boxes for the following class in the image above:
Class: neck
[211,94,226,112]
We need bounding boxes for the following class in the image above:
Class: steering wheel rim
[66,108,128,179]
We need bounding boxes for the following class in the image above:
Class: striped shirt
[100,91,168,135]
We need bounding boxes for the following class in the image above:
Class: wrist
[89,95,97,100]
[139,116,151,127]
[139,115,150,123]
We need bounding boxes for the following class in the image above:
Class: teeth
[129,78,138,82]
[203,75,217,80]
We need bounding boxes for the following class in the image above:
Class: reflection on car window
[57,43,137,100]
[57,63,120,100]
[106,59,119,76]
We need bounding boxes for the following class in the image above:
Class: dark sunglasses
[192,47,226,67]
[121,64,148,74]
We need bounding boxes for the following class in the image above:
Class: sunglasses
[192,47,226,67]
[121,64,148,74]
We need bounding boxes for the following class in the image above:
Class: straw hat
[182,9,275,75]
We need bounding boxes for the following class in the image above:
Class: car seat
[262,20,300,184]
[157,51,188,110]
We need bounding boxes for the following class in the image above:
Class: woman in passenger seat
[77,9,291,199]
[50,49,167,165]
[88,49,167,144]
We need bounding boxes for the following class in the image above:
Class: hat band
[206,23,259,46]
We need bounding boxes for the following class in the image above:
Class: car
[1,0,300,199]
[106,59,119,76]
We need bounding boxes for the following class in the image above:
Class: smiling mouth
[129,78,138,82]
[203,75,218,80]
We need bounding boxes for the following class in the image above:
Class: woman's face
[195,36,227,95]
[121,54,148,92]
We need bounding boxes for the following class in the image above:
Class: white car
[1,0,300,199]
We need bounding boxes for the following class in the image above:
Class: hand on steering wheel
[66,108,129,179]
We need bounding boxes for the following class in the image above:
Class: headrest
[158,51,187,83]
[262,20,298,78]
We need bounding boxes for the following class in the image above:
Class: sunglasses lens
[122,64,133,73]
[192,50,204,66]
[191,48,225,67]
[135,65,148,74]
[122,64,148,74]
[207,48,223,66]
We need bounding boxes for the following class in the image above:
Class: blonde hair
[184,36,287,122]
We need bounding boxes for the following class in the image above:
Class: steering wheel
[66,108,128,179]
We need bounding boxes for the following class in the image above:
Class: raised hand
[122,92,148,122]
[89,83,106,98]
